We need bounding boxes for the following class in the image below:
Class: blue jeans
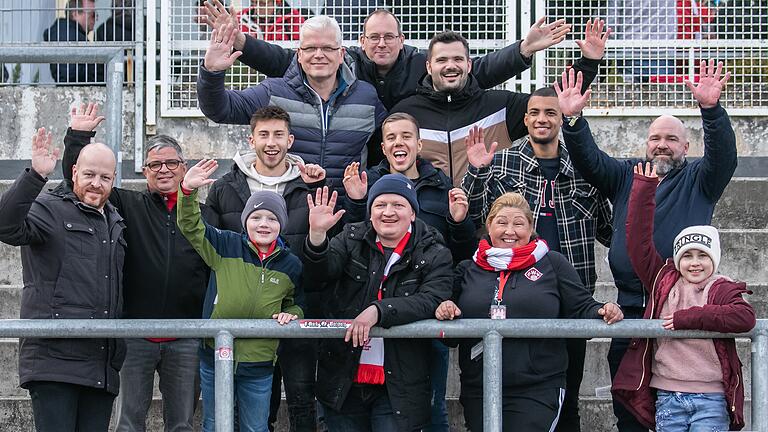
[200,359,273,432]
[115,338,200,432]
[655,391,729,432]
[322,385,401,432]
[424,340,449,432]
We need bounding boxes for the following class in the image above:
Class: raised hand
[307,186,345,245]
[448,188,469,223]
[465,125,497,169]
[201,0,245,51]
[70,102,105,132]
[299,163,326,184]
[685,59,730,109]
[554,69,592,116]
[575,18,611,60]
[30,127,58,178]
[203,23,243,73]
[182,159,218,190]
[633,161,658,179]
[520,17,571,57]
[342,162,368,200]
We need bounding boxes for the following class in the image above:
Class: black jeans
[27,381,115,432]
[556,338,587,432]
[461,387,565,432]
[608,307,649,432]
[269,338,319,432]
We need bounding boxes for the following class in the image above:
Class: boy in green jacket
[177,158,303,432]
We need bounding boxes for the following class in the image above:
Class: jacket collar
[518,138,576,179]
[416,73,482,104]
[284,56,357,104]
[55,187,123,223]
[369,157,445,189]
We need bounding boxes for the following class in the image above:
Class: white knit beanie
[673,225,721,274]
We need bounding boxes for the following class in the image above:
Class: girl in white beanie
[611,162,755,432]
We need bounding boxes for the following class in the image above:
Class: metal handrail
[0,318,765,432]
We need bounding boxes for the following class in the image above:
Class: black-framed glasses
[364,33,399,44]
[144,160,183,172]
[298,46,342,54]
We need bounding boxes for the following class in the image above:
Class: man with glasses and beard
[556,60,736,432]
[59,103,215,432]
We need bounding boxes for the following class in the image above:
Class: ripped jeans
[655,391,729,432]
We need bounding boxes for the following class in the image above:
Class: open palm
[685,59,730,109]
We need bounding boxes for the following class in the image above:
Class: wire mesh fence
[0,0,136,85]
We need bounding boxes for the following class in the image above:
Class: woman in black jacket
[436,192,623,432]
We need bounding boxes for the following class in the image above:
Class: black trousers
[461,387,565,432]
[27,381,115,432]
[608,307,649,432]
[555,338,587,432]
[269,338,319,432]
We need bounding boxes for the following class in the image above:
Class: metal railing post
[752,327,768,431]
[483,331,503,432]
[215,331,234,432]
[106,53,124,186]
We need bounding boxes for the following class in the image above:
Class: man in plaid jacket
[461,87,612,432]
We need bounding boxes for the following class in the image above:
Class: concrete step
[0,176,766,228]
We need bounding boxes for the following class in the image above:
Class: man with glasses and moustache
[58,103,216,432]
[197,15,386,198]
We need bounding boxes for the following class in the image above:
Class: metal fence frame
[0,46,125,185]
[0,318,765,432]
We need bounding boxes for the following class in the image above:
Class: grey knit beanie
[240,190,288,232]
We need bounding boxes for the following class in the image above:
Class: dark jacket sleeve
[471,40,531,90]
[595,193,613,247]
[446,216,477,262]
[203,180,227,230]
[0,169,53,246]
[301,232,349,286]
[197,65,271,125]
[562,118,627,201]
[376,243,454,328]
[673,283,755,333]
[696,104,737,202]
[237,34,295,77]
[626,173,666,292]
[342,196,367,224]
[61,128,95,186]
[552,252,603,319]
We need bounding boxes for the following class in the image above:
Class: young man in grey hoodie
[205,105,327,431]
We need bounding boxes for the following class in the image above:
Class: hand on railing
[203,23,243,73]
[307,186,345,246]
[30,127,58,179]
[576,18,612,61]
[554,69,592,117]
[345,305,380,347]
[598,302,624,325]
[273,312,299,325]
[70,102,105,132]
[342,162,367,200]
[662,314,675,330]
[686,59,730,109]
[435,300,462,320]
[182,159,218,191]
[520,17,571,58]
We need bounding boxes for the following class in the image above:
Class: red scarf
[473,238,549,272]
[354,225,412,385]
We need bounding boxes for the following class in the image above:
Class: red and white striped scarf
[473,238,549,272]
[354,225,412,385]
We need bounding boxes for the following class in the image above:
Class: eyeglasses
[298,46,341,54]
[144,160,184,172]
[364,33,400,44]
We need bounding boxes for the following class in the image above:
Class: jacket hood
[416,72,482,104]
[233,150,304,187]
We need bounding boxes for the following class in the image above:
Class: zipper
[731,367,739,412]
[446,95,454,185]
[635,263,667,391]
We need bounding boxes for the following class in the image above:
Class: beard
[650,156,685,176]
[73,183,110,210]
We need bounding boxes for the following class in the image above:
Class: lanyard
[494,271,511,305]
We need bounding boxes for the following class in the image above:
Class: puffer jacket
[197,57,387,193]
[611,173,755,431]
[302,219,453,431]
[0,168,126,394]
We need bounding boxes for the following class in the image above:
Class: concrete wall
[1,86,767,163]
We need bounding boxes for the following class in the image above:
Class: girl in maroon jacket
[612,162,755,431]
